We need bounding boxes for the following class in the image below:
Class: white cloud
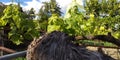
[3,0,84,14]
[22,0,43,13]
[56,0,72,13]
[23,0,73,14]
[2,2,17,5]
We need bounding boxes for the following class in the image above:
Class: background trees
[85,0,120,38]
[0,4,39,45]
[0,0,120,49]
[0,2,6,18]
[0,0,62,46]
[37,0,62,33]
[26,8,35,20]
[0,0,120,59]
[47,0,120,47]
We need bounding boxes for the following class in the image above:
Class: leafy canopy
[47,0,120,39]
[0,4,39,45]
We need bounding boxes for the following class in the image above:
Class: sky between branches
[0,0,84,14]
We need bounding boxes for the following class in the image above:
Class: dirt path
[86,46,120,60]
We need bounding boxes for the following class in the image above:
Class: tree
[65,0,85,18]
[26,1,120,59]
[37,0,62,33]
[47,0,120,47]
[38,0,61,21]
[49,0,61,16]
[84,0,120,37]
[0,2,6,18]
[27,8,35,20]
[0,4,39,45]
[85,0,120,17]
[47,14,64,33]
[71,0,120,46]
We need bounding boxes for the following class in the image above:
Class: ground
[87,46,120,60]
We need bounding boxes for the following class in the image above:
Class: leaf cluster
[0,4,39,45]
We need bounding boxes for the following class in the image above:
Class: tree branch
[0,46,16,53]
[75,35,120,47]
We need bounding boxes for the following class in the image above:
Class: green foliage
[77,40,117,47]
[64,13,84,35]
[47,0,120,39]
[85,0,120,17]
[47,14,63,33]
[12,57,26,60]
[37,0,62,32]
[0,0,120,45]
[27,8,35,20]
[38,20,48,32]
[38,0,61,21]
[65,0,85,18]
[0,4,39,45]
[49,0,61,16]
[0,2,6,17]
[63,0,120,39]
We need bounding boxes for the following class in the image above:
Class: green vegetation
[12,57,26,60]
[37,0,62,32]
[0,4,39,45]
[46,0,120,47]
[0,0,120,47]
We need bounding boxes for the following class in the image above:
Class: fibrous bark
[27,31,115,60]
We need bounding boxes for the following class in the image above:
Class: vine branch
[75,34,120,47]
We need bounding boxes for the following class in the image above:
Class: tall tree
[38,0,61,21]
[49,0,61,16]
[0,2,7,18]
[27,8,35,20]
[65,0,85,18]
[37,0,62,33]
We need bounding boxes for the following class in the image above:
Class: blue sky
[0,0,33,6]
[0,0,30,2]
[0,0,83,14]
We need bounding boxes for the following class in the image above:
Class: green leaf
[47,25,61,33]
[10,33,23,45]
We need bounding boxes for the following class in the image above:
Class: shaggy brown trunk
[27,31,115,60]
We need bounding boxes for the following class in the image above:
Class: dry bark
[27,31,115,60]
